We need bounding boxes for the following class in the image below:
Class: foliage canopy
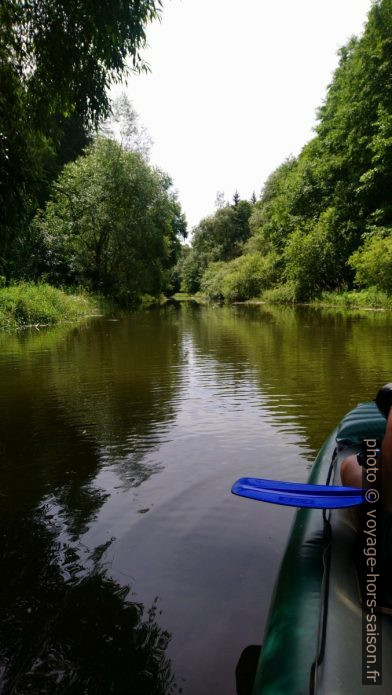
[0,0,161,271]
[35,138,186,302]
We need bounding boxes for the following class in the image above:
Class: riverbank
[259,287,392,311]
[258,286,392,311]
[175,287,392,312]
[311,288,392,311]
[4,284,389,332]
[0,283,104,330]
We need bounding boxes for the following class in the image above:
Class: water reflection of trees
[0,310,184,693]
[0,310,184,508]
[0,507,174,694]
[49,312,184,485]
[178,302,392,453]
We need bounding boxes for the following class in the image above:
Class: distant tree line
[179,0,392,302]
[175,193,254,296]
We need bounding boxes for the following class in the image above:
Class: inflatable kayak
[251,402,392,695]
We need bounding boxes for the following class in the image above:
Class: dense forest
[0,0,186,310]
[179,0,392,304]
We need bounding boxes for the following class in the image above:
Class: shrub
[179,248,208,294]
[221,253,278,302]
[349,231,392,292]
[201,252,279,302]
[200,262,228,301]
[261,282,298,304]
[283,210,337,300]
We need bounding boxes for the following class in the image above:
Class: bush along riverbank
[311,288,392,311]
[176,284,392,311]
[0,283,104,330]
[255,285,391,310]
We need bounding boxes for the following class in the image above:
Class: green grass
[312,287,392,311]
[254,285,392,310]
[258,282,298,304]
[0,283,103,330]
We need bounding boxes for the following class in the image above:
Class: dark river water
[1,302,392,695]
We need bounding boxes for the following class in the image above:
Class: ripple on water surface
[1,304,392,693]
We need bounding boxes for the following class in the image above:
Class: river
[0,302,391,694]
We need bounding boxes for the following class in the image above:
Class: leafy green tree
[283,210,339,300]
[242,0,392,300]
[312,0,392,238]
[349,230,392,292]
[35,138,186,302]
[233,200,253,247]
[192,201,252,262]
[178,199,253,293]
[0,0,161,273]
[188,0,392,303]
[176,246,208,294]
[3,0,160,128]
[249,158,299,253]
[200,261,228,301]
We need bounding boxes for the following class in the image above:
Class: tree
[178,197,253,293]
[249,158,299,254]
[283,210,339,300]
[0,0,161,272]
[35,138,186,302]
[100,94,153,159]
[214,191,226,209]
[3,0,161,129]
[193,201,252,262]
[251,191,257,205]
[178,247,208,294]
[186,0,392,302]
[349,229,392,292]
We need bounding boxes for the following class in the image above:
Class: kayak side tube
[252,429,337,695]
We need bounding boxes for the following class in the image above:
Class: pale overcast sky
[112,0,372,230]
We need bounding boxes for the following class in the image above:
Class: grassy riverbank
[311,288,392,311]
[5,283,388,332]
[177,286,392,312]
[311,289,392,311]
[256,287,392,310]
[0,283,103,330]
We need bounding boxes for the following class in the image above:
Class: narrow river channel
[1,302,392,694]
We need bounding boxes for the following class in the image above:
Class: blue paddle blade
[231,477,365,509]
